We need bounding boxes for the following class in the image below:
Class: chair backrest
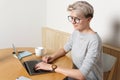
[42,27,70,50]
[103,53,117,80]
[42,27,71,57]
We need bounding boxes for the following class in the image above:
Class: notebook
[12,44,32,60]
[23,60,52,75]
[16,76,31,80]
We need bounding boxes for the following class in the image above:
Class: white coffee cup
[35,47,44,56]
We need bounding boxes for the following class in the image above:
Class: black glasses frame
[68,16,81,24]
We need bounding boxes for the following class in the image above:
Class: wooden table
[0,47,73,80]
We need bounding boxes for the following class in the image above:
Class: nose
[71,19,76,24]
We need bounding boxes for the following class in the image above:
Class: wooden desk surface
[0,47,73,80]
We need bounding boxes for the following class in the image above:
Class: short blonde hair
[67,1,94,18]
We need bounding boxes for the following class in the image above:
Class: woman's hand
[35,62,52,71]
[42,55,55,63]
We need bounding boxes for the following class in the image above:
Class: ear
[87,17,92,22]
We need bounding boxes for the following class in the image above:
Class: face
[68,11,91,32]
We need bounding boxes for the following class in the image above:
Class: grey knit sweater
[64,30,103,80]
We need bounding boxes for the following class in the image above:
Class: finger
[34,64,39,69]
[47,57,51,62]
[35,62,41,68]
[42,56,49,63]
[35,67,40,70]
[34,64,42,70]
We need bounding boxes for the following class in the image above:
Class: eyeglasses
[68,16,81,24]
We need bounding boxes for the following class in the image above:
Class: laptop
[12,44,32,60]
[23,60,52,75]
[12,44,52,75]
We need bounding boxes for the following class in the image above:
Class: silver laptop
[12,44,32,60]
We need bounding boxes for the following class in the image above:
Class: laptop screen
[12,44,19,58]
[12,44,33,60]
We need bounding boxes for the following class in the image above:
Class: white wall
[46,0,120,48]
[0,0,46,48]
[0,0,120,49]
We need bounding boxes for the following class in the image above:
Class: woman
[35,1,103,80]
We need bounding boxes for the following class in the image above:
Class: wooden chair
[103,53,117,80]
